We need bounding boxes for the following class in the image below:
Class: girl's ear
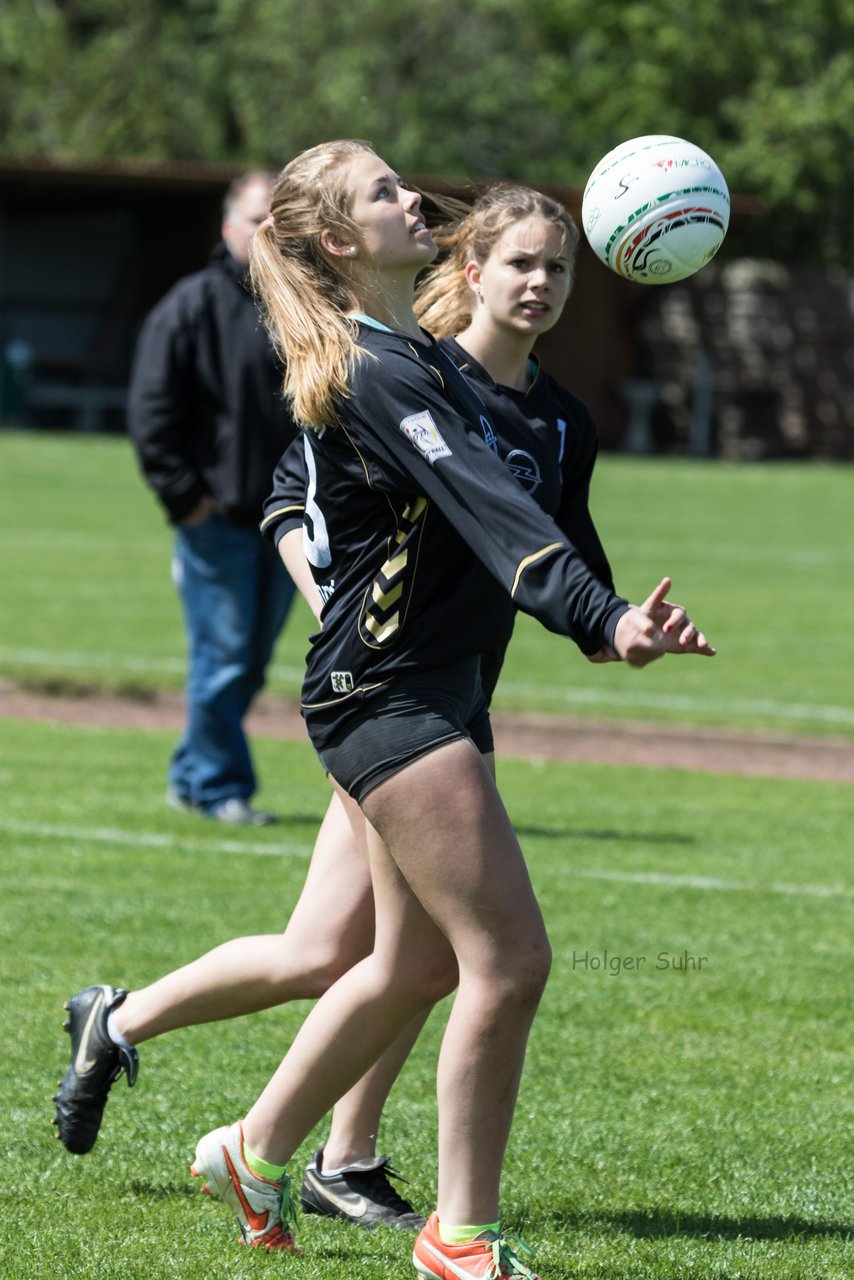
[464,260,482,297]
[320,229,358,258]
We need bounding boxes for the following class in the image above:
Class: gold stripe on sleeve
[510,542,564,598]
[259,504,304,532]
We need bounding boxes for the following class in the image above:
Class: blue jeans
[168,516,296,810]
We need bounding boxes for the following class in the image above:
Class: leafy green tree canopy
[1,0,852,265]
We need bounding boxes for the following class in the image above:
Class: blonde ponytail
[249,140,377,429]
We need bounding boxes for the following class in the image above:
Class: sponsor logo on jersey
[331,671,354,693]
[400,410,452,463]
[318,581,336,604]
[505,448,542,495]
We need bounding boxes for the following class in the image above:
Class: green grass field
[1,430,852,1277]
[2,429,853,736]
[2,720,851,1278]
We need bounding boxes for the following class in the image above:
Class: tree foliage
[2,0,852,264]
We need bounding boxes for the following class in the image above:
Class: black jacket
[127,243,297,526]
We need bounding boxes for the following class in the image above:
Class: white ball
[581,134,730,284]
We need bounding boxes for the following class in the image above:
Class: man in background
[128,171,297,825]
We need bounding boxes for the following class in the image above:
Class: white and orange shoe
[413,1212,540,1279]
[191,1121,300,1251]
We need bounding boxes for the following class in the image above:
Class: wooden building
[5,155,847,458]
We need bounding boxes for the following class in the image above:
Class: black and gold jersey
[261,322,628,746]
[437,337,613,590]
[436,336,615,701]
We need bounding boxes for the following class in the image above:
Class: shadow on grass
[550,1205,852,1241]
[265,811,327,828]
[127,1179,198,1200]
[515,825,695,845]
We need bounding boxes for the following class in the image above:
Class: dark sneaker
[52,984,139,1154]
[301,1149,426,1230]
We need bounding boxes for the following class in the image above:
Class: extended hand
[640,577,716,656]
[612,605,668,668]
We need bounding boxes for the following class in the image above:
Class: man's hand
[179,494,221,527]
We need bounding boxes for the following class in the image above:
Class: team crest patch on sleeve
[400,411,452,463]
[331,671,354,694]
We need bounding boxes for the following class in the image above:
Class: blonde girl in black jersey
[181,141,714,1278]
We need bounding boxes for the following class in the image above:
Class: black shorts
[313,658,494,803]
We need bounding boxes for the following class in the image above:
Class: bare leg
[242,793,457,1159]
[242,743,550,1227]
[365,744,551,1225]
[60,784,446,1181]
[113,790,374,1043]
[322,1007,433,1167]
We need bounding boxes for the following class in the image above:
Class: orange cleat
[413,1212,540,1279]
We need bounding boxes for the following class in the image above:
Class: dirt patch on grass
[2,681,852,784]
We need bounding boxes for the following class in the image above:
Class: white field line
[604,540,854,570]
[1,819,312,860]
[1,646,852,727]
[495,680,854,726]
[8,532,170,553]
[8,529,853,569]
[4,819,850,899]
[0,645,304,683]
[0,647,186,676]
[570,867,853,901]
